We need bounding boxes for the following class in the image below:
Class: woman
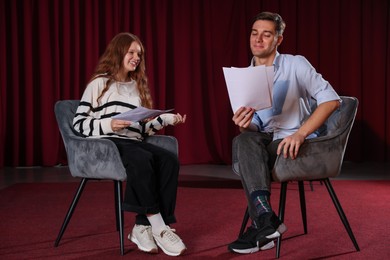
[73,32,187,256]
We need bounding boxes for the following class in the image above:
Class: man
[228,12,340,254]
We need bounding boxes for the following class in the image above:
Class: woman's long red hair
[91,32,153,108]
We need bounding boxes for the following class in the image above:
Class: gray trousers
[233,131,282,220]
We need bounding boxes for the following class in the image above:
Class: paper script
[222,65,273,113]
[112,107,174,122]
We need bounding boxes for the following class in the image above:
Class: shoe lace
[138,225,152,236]
[160,227,180,243]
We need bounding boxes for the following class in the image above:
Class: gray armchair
[53,100,178,255]
[233,96,360,258]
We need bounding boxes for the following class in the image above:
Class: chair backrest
[322,96,358,141]
[54,100,81,150]
[54,100,127,180]
[272,96,358,182]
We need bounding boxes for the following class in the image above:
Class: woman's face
[122,41,142,72]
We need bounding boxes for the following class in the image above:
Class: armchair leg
[298,181,307,234]
[54,178,88,247]
[114,181,119,231]
[238,207,250,237]
[309,181,314,191]
[114,181,125,255]
[276,182,288,259]
[323,179,360,251]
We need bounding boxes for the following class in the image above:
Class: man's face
[250,20,282,60]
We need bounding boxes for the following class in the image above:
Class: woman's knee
[166,152,180,171]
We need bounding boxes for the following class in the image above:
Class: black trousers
[106,137,179,225]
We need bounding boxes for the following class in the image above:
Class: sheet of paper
[112,107,174,122]
[265,65,274,102]
[223,65,273,113]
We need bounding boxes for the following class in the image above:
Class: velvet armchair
[53,100,178,255]
[233,96,360,258]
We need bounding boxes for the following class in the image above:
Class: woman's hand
[160,113,187,126]
[111,119,132,132]
[172,113,186,125]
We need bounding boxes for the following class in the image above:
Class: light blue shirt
[251,52,340,140]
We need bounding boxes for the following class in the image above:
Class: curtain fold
[1,0,389,167]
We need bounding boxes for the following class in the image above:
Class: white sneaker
[129,225,158,254]
[152,226,186,256]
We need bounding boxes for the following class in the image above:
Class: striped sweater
[73,77,172,140]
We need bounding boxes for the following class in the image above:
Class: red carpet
[0,178,389,259]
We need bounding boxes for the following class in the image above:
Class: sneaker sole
[231,246,260,254]
[260,224,287,250]
[230,239,275,254]
[264,223,288,240]
[257,223,288,248]
[154,239,186,256]
[277,223,287,235]
[260,240,275,250]
[230,223,288,254]
[128,233,158,254]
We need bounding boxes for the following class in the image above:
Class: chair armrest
[145,135,179,156]
[65,136,127,180]
[272,134,344,182]
[63,135,177,180]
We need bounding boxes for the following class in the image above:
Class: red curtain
[1,0,390,167]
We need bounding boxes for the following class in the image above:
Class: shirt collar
[273,52,281,71]
[250,51,281,70]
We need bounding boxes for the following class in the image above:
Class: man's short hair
[252,12,286,36]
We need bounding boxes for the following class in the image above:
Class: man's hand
[277,132,306,160]
[232,107,255,129]
[277,100,340,159]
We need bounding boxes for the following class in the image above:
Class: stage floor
[1,161,389,190]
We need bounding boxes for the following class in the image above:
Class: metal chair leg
[276,182,288,259]
[114,181,119,231]
[238,207,250,237]
[54,178,88,247]
[323,178,360,251]
[298,181,307,234]
[115,181,125,255]
[309,181,314,191]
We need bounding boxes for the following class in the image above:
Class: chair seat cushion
[272,135,343,182]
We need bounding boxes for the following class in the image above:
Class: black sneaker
[228,226,272,254]
[228,212,287,254]
[228,227,285,254]
[254,212,287,248]
[273,216,288,234]
[257,212,288,234]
